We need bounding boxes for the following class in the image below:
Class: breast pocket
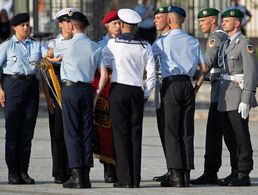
[8,51,18,63]
[228,54,241,72]
[30,52,41,62]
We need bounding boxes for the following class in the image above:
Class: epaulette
[46,37,55,42]
[96,38,103,43]
[215,31,227,41]
[30,37,36,41]
[0,38,11,44]
[241,35,248,40]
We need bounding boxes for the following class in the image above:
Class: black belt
[4,74,36,80]
[163,75,190,82]
[62,80,91,87]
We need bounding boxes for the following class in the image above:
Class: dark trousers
[161,76,195,170]
[2,76,39,169]
[204,103,238,173]
[156,106,165,154]
[48,98,69,178]
[220,110,253,172]
[109,83,144,185]
[204,102,223,173]
[62,84,93,168]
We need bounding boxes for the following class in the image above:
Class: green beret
[221,9,244,18]
[197,8,219,18]
[154,6,168,15]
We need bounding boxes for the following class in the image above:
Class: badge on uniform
[12,56,17,62]
[202,10,208,16]
[209,39,215,47]
[68,10,73,17]
[247,45,254,54]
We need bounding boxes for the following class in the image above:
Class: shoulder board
[214,29,228,36]
[96,37,103,42]
[30,37,36,41]
[1,38,11,44]
[46,37,55,42]
[241,35,248,40]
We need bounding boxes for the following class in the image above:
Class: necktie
[224,39,230,49]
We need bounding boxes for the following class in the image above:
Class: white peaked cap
[54,8,79,20]
[118,8,142,24]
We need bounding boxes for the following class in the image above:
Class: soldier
[217,8,257,186]
[103,8,156,188]
[192,8,238,185]
[43,8,78,184]
[94,10,120,183]
[53,12,108,188]
[151,6,170,182]
[0,13,45,184]
[152,5,208,187]
[227,0,252,35]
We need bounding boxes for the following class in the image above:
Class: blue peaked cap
[168,5,186,17]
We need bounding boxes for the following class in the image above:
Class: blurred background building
[0,0,258,41]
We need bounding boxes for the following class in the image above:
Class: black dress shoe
[160,169,184,187]
[104,164,117,183]
[228,175,251,187]
[153,170,170,182]
[218,172,238,186]
[191,172,218,185]
[8,173,24,185]
[113,182,133,188]
[63,168,88,189]
[20,172,35,184]
[54,177,63,184]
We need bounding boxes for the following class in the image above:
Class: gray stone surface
[1,115,258,194]
[1,82,258,194]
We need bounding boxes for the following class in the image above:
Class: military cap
[168,5,186,17]
[102,11,119,24]
[221,9,244,18]
[10,12,29,26]
[197,8,219,18]
[118,8,142,24]
[71,12,89,25]
[54,8,78,22]
[154,6,169,15]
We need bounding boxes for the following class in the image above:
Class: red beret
[102,11,119,24]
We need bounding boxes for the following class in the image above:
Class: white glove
[238,102,250,119]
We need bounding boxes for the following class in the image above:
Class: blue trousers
[2,76,39,169]
[62,84,93,168]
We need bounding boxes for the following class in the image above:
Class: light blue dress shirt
[0,35,46,75]
[152,29,205,78]
[54,33,103,83]
[98,34,110,49]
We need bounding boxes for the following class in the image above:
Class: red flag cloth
[91,69,116,165]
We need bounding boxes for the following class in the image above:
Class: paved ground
[0,83,258,194]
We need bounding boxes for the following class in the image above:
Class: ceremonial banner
[91,69,116,165]
[40,57,62,108]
